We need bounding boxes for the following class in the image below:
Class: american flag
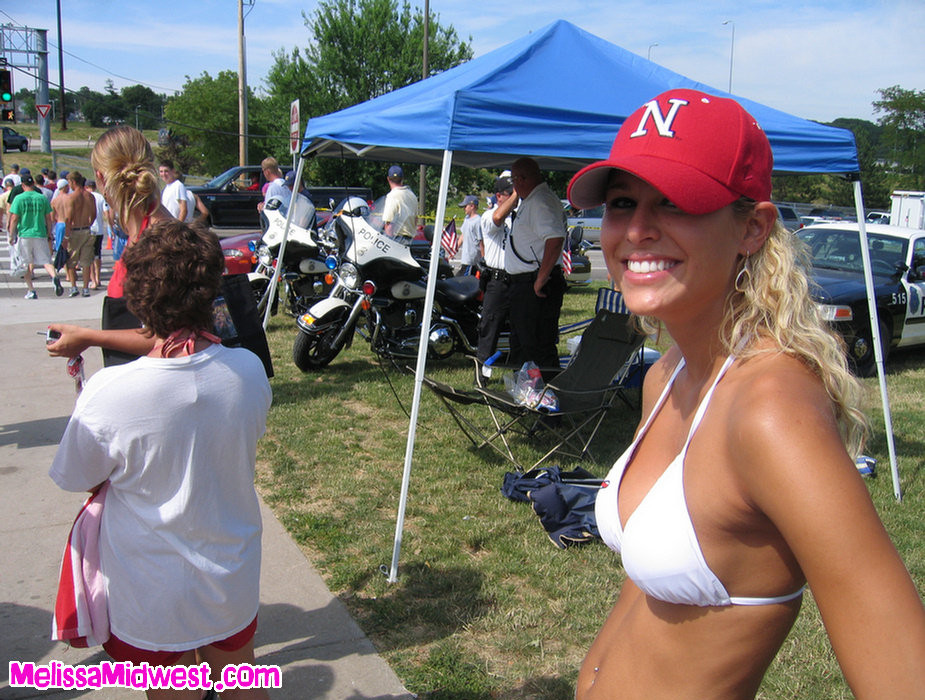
[561,238,573,276]
[441,218,459,258]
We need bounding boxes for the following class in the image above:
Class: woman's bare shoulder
[639,345,682,410]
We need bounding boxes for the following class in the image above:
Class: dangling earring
[735,250,751,293]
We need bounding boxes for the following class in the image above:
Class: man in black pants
[504,157,567,374]
[477,177,517,365]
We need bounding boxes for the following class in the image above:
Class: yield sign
[37,104,51,118]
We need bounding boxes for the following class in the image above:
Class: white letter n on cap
[629,98,689,138]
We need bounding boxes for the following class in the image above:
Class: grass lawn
[255,282,924,699]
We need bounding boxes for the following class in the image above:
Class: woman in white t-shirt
[50,220,272,700]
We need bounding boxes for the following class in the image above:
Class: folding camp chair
[424,291,645,471]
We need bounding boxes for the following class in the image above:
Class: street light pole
[722,20,735,93]
[647,43,658,61]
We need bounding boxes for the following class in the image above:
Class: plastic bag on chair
[504,361,559,412]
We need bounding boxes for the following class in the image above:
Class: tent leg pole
[388,149,454,583]
[853,180,901,501]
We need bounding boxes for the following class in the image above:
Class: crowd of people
[3,95,921,698]
[2,164,118,299]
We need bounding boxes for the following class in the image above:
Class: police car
[798,223,925,376]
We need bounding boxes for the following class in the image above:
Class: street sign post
[37,104,51,119]
[289,99,300,155]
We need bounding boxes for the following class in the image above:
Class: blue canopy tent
[288,20,898,580]
[302,19,859,174]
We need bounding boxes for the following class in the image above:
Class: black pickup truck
[189,165,372,228]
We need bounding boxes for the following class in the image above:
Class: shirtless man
[50,179,70,254]
[62,171,97,297]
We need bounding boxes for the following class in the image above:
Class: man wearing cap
[282,170,316,229]
[455,195,482,276]
[8,174,63,299]
[258,157,290,213]
[477,176,517,365]
[62,171,98,297]
[504,157,567,372]
[382,165,418,238]
[7,166,28,206]
[158,160,189,222]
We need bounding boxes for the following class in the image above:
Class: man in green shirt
[9,175,63,299]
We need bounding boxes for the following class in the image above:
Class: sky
[5,0,924,125]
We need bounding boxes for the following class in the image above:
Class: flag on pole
[441,218,459,258]
[561,236,573,276]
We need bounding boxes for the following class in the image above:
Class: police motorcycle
[249,193,334,317]
[292,196,482,371]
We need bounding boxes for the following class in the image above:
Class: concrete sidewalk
[0,242,414,699]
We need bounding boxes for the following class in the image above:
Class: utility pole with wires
[56,0,66,130]
[418,0,429,222]
[237,0,255,166]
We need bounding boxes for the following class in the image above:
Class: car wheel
[20,142,28,152]
[851,317,890,378]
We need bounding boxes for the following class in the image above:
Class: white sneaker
[25,290,37,300]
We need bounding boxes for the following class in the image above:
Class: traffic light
[0,69,11,102]
[1,108,13,122]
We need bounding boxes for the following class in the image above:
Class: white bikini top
[595,355,805,607]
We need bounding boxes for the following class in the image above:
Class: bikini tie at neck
[157,329,222,358]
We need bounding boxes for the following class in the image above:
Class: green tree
[121,85,165,131]
[164,70,250,174]
[262,0,474,206]
[874,85,925,190]
[79,85,127,127]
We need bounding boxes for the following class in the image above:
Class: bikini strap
[634,357,686,441]
[679,355,736,459]
[158,329,222,358]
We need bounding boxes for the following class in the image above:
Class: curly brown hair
[122,220,224,339]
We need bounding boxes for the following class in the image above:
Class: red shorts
[103,616,258,666]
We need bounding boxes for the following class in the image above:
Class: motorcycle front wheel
[251,278,279,317]
[292,324,347,371]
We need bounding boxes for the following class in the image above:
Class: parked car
[2,126,28,152]
[221,230,262,275]
[866,211,890,225]
[188,166,291,228]
[773,203,803,232]
[567,204,603,246]
[797,222,925,376]
[190,167,373,229]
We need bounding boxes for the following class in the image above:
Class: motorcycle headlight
[339,262,359,289]
[257,244,273,266]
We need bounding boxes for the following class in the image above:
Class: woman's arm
[734,363,925,699]
[45,324,156,359]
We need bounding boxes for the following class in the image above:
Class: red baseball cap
[567,89,773,215]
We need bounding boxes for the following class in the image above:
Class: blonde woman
[47,126,173,360]
[567,88,924,699]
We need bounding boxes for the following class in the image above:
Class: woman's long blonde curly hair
[90,126,160,236]
[640,200,868,457]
